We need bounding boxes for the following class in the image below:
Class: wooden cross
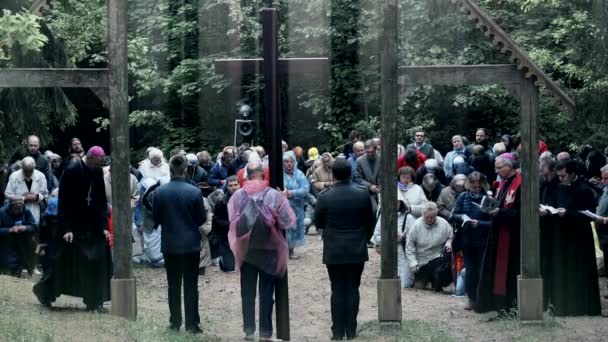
[215,8,328,341]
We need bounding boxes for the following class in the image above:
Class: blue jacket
[153,178,206,254]
[452,192,492,248]
[0,206,37,273]
[208,162,235,187]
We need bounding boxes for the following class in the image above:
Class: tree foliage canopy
[1,0,606,157]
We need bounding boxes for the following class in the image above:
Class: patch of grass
[0,275,218,341]
[359,320,457,342]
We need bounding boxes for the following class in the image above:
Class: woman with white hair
[139,148,170,181]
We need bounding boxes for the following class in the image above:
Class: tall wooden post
[377,0,402,323]
[262,8,290,341]
[518,75,542,322]
[108,0,137,320]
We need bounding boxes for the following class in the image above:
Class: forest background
[0,0,607,159]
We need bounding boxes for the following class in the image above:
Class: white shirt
[5,169,48,222]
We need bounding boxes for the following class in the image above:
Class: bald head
[557,152,571,161]
[26,135,41,155]
[247,162,265,180]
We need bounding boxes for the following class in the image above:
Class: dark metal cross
[214,8,328,341]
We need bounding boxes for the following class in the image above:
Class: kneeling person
[406,202,453,291]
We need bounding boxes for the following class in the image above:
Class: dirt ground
[12,229,608,341]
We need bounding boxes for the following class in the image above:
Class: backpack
[235,189,272,250]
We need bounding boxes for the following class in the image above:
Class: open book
[461,214,473,227]
[472,196,498,213]
[540,204,560,215]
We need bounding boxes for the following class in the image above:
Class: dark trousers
[240,262,276,337]
[326,263,365,339]
[164,252,200,329]
[463,246,485,302]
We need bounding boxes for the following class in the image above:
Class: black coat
[314,182,375,265]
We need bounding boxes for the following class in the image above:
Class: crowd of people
[1,129,608,339]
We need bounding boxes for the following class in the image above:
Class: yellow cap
[308,147,319,160]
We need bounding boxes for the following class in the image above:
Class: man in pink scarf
[228,161,295,341]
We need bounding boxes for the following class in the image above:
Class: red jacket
[397,149,427,172]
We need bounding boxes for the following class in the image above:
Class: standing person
[397,147,427,172]
[343,130,361,160]
[356,139,381,213]
[407,130,434,160]
[228,162,296,341]
[152,155,207,333]
[452,172,492,310]
[197,151,215,174]
[539,160,601,316]
[33,146,112,311]
[5,157,48,223]
[59,138,86,177]
[293,146,309,175]
[347,141,365,180]
[0,196,37,276]
[10,135,53,193]
[443,135,469,180]
[282,151,310,259]
[314,159,376,340]
[475,154,521,314]
[594,165,608,295]
[437,174,467,220]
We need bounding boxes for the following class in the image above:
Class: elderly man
[355,139,381,212]
[407,130,434,160]
[197,151,215,174]
[33,146,112,311]
[5,157,48,223]
[311,152,335,195]
[0,196,37,276]
[443,135,469,180]
[10,135,53,193]
[415,159,447,186]
[406,202,453,291]
[228,161,295,341]
[209,147,236,188]
[347,141,365,181]
[475,153,521,314]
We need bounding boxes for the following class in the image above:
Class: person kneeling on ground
[315,158,376,340]
[0,196,37,277]
[406,202,453,291]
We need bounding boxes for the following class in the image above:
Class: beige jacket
[311,165,335,193]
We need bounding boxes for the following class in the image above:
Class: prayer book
[580,210,602,221]
[472,196,498,213]
[540,204,559,215]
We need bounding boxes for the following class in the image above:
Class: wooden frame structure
[0,0,136,319]
[378,0,575,323]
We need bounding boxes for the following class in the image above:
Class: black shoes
[186,325,203,334]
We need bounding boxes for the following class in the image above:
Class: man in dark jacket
[0,196,37,276]
[314,159,375,340]
[10,135,53,193]
[153,154,207,334]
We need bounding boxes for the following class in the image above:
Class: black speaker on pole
[236,104,256,141]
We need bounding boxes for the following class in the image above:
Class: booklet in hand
[472,196,498,213]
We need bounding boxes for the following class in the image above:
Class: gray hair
[423,201,438,214]
[600,164,608,174]
[21,156,36,170]
[246,162,264,180]
[353,141,364,149]
[495,155,514,167]
[493,142,506,156]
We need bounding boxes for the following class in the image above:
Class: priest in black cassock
[540,160,601,316]
[538,158,560,309]
[34,146,112,311]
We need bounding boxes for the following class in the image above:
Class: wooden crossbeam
[214,57,329,76]
[399,64,521,86]
[0,68,108,88]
